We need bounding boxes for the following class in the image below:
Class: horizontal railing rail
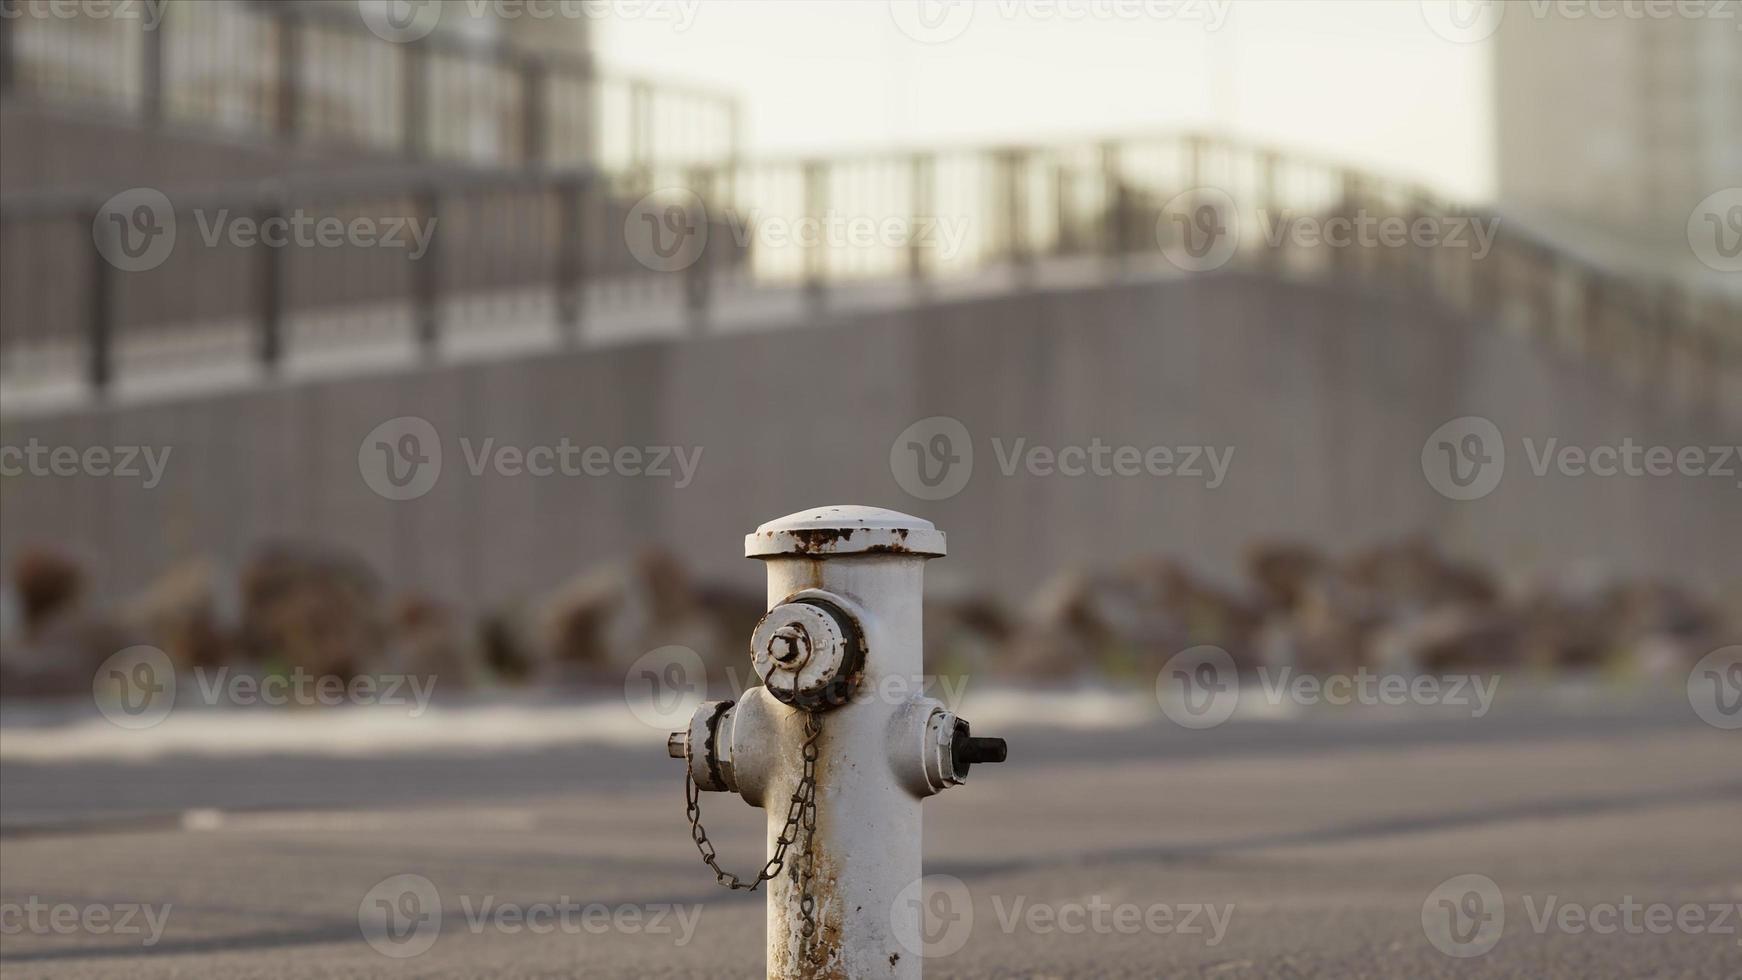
[0,0,740,172]
[1,133,1737,424]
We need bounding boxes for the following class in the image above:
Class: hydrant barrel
[747,506,944,979]
[673,506,1004,978]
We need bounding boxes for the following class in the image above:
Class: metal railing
[1,133,1738,423]
[0,0,740,171]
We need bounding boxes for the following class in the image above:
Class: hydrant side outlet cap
[745,505,946,558]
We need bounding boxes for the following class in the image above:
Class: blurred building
[1495,10,1741,296]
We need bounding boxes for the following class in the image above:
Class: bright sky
[595,0,1496,201]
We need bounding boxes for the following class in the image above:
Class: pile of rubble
[0,536,1732,700]
[994,537,1731,681]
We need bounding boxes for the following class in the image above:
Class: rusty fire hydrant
[668,505,1006,978]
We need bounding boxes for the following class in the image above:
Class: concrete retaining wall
[2,272,1737,610]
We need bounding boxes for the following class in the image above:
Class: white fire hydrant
[668,505,1006,978]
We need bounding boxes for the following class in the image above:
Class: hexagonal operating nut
[768,623,811,667]
[750,594,860,710]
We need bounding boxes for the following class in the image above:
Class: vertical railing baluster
[140,3,165,125]
[909,153,934,286]
[630,80,652,170]
[521,53,547,169]
[402,40,427,159]
[413,190,441,359]
[1259,150,1280,277]
[557,176,586,345]
[1100,141,1125,265]
[275,6,300,142]
[1005,148,1032,285]
[257,199,285,373]
[1053,153,1071,257]
[686,166,713,332]
[803,160,826,312]
[87,211,116,396]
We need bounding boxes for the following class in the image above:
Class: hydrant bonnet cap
[745,505,946,558]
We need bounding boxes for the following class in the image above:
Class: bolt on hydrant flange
[671,505,1006,978]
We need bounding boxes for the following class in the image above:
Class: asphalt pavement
[1,690,1738,978]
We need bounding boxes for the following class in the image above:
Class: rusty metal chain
[684,709,823,943]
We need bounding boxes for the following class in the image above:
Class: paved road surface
[1,691,1738,978]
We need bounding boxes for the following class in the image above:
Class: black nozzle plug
[956,737,1007,765]
[951,719,1008,776]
